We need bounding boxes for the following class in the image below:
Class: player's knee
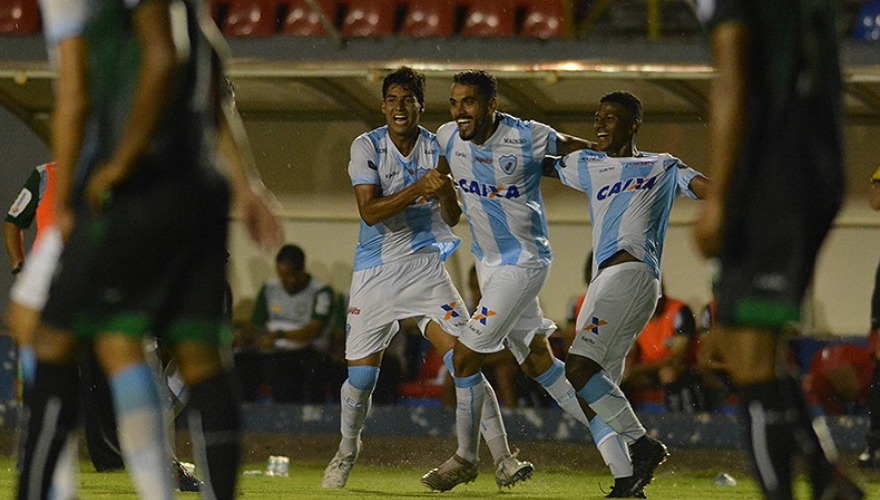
[173,341,224,385]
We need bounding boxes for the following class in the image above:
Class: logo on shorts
[347,306,361,315]
[440,302,461,320]
[583,316,607,335]
[472,306,496,325]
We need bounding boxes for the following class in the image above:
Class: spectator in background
[860,164,880,468]
[622,288,706,413]
[238,244,341,403]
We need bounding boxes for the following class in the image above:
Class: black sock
[869,359,880,435]
[187,372,242,500]
[778,375,836,498]
[737,380,795,500]
[17,361,80,500]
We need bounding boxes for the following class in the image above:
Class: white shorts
[569,261,659,384]
[10,226,63,311]
[458,261,550,357]
[345,251,468,360]
[504,317,557,365]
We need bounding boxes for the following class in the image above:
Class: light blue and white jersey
[38,0,90,49]
[349,125,460,271]
[554,150,702,279]
[437,113,557,268]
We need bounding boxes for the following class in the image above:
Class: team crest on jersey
[457,179,521,200]
[596,173,660,201]
[583,316,607,335]
[472,306,496,325]
[499,155,517,175]
[440,302,461,320]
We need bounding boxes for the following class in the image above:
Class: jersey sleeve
[674,160,704,200]
[530,120,558,158]
[38,0,89,46]
[5,169,41,229]
[436,122,456,159]
[311,286,334,324]
[348,135,380,187]
[872,164,880,183]
[553,152,588,194]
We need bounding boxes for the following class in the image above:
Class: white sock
[534,358,589,426]
[339,366,379,456]
[49,435,78,500]
[110,363,173,500]
[479,382,511,465]
[578,373,645,444]
[591,416,633,478]
[454,373,488,464]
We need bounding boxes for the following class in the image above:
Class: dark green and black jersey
[78,0,224,205]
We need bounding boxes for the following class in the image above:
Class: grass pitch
[1,432,878,498]
[1,457,871,499]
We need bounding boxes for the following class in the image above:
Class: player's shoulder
[437,121,457,140]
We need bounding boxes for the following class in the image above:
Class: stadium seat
[399,0,455,38]
[281,0,336,37]
[0,0,40,34]
[520,0,568,39]
[340,0,394,38]
[803,343,874,415]
[460,0,517,38]
[221,0,277,37]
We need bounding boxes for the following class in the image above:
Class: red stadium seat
[399,0,455,38]
[460,0,516,38]
[340,0,394,38]
[400,0,455,38]
[221,0,277,37]
[520,0,568,39]
[0,0,40,34]
[803,343,874,415]
[281,0,336,37]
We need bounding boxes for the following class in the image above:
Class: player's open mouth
[393,114,408,124]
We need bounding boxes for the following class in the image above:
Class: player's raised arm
[555,132,597,156]
[692,20,748,258]
[686,169,711,200]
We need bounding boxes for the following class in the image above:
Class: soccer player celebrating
[423,70,624,493]
[321,66,533,490]
[549,91,708,497]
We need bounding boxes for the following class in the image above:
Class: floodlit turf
[5,458,872,499]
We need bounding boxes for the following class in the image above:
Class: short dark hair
[383,66,426,107]
[599,91,643,123]
[453,69,497,102]
[276,244,305,269]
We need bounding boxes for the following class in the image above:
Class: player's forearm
[3,222,24,270]
[706,24,748,204]
[357,185,422,226]
[52,37,88,214]
[556,133,597,156]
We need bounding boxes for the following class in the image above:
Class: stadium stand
[219,0,278,37]
[280,0,338,37]
[520,0,569,39]
[459,0,518,38]
[399,0,456,38]
[0,0,40,35]
[339,0,395,38]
